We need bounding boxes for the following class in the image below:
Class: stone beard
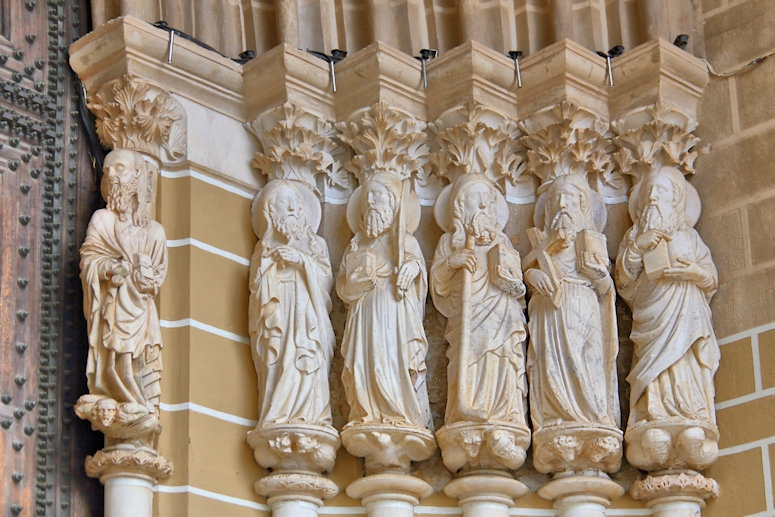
[616,167,719,470]
[80,149,167,414]
[336,177,432,430]
[431,178,528,426]
[249,181,335,427]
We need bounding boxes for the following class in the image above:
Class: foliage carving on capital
[337,102,432,186]
[613,102,702,182]
[246,102,352,196]
[521,102,625,201]
[87,75,186,162]
[430,101,527,190]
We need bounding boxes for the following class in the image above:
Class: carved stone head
[538,175,602,238]
[451,175,502,246]
[361,172,401,238]
[101,148,153,227]
[636,166,688,233]
[252,179,321,244]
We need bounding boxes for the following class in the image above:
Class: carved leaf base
[346,473,433,517]
[256,472,340,509]
[247,423,340,474]
[341,423,437,475]
[443,473,529,517]
[436,421,531,472]
[538,475,624,517]
[85,444,173,482]
[625,419,719,472]
[630,471,719,516]
[533,424,623,474]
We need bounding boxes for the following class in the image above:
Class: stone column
[71,74,185,517]
[244,102,347,514]
[335,102,437,515]
[610,40,719,514]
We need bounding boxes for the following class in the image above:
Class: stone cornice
[69,16,244,120]
[334,42,426,121]
[610,38,709,124]
[425,40,519,121]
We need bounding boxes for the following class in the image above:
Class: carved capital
[625,420,719,472]
[521,102,626,203]
[430,101,530,199]
[75,395,161,450]
[337,102,431,188]
[613,102,703,182]
[630,472,719,505]
[87,74,186,163]
[246,102,352,201]
[85,444,173,481]
[256,472,339,504]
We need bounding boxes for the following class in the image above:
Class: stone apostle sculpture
[76,148,167,450]
[431,174,531,472]
[524,174,621,474]
[336,172,436,473]
[246,179,339,478]
[615,166,719,472]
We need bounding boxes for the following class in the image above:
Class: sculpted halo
[251,179,322,237]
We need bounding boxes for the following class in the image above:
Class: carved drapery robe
[337,232,432,429]
[431,233,527,424]
[527,236,619,431]
[80,209,167,410]
[249,235,335,426]
[616,228,719,427]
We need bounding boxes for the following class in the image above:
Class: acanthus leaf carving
[337,102,432,187]
[520,101,626,202]
[246,102,352,198]
[612,102,702,182]
[430,101,527,191]
[87,74,186,162]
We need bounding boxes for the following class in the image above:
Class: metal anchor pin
[508,50,523,88]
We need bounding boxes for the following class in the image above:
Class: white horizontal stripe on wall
[159,401,257,427]
[161,169,255,200]
[160,318,250,345]
[155,484,269,511]
[167,237,251,267]
[718,321,775,346]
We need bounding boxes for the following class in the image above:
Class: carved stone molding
[246,102,352,202]
[630,472,719,505]
[613,102,702,182]
[443,474,529,513]
[532,425,623,474]
[538,474,625,516]
[85,445,173,481]
[430,101,531,202]
[256,472,340,505]
[337,102,432,189]
[87,74,186,163]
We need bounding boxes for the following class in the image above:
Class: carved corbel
[87,74,186,164]
[246,101,353,203]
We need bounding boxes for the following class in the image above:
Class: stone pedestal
[630,472,719,517]
[340,424,436,475]
[257,472,339,517]
[444,473,529,517]
[85,445,173,517]
[538,475,624,517]
[346,473,433,517]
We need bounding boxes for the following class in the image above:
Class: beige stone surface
[759,330,775,390]
[716,396,775,449]
[747,195,775,267]
[714,338,755,403]
[705,447,767,517]
[703,0,775,73]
